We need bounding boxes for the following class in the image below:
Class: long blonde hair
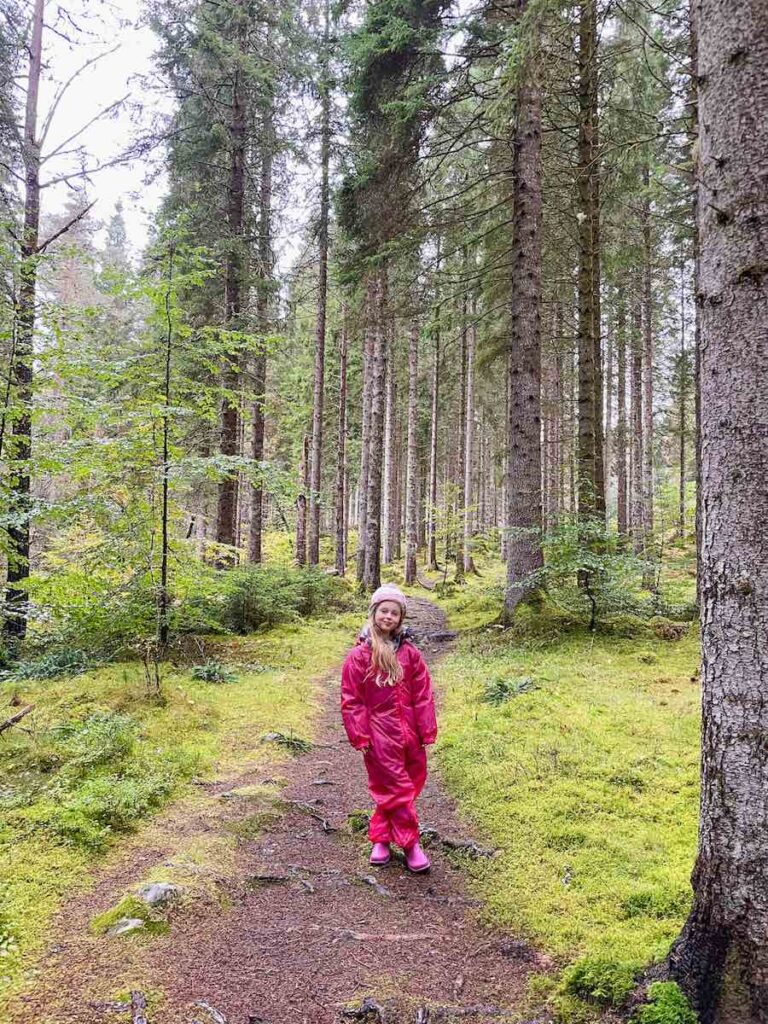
[368,611,403,687]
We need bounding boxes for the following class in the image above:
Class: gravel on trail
[7,598,551,1024]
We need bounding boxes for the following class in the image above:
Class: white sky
[39,0,167,253]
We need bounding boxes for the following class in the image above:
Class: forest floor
[4,598,551,1024]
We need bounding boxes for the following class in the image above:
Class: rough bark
[666,7,768,1018]
[678,258,688,539]
[296,435,309,566]
[403,315,421,589]
[363,270,388,590]
[356,279,376,582]
[576,0,601,521]
[334,317,348,575]
[426,312,440,572]
[4,0,44,640]
[308,0,331,566]
[630,284,644,554]
[462,310,476,576]
[504,7,544,620]
[381,320,396,565]
[616,289,628,540]
[249,88,273,565]
[641,166,655,564]
[215,14,248,554]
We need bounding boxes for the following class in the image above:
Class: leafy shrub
[633,982,697,1024]
[1,648,90,681]
[563,956,637,1006]
[481,675,538,705]
[50,712,137,774]
[0,890,17,959]
[191,660,237,684]
[213,565,354,634]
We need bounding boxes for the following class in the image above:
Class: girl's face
[374,601,402,635]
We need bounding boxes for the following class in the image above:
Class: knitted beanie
[368,584,407,618]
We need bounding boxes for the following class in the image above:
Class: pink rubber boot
[370,842,391,866]
[404,842,430,873]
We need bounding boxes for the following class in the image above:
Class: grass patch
[0,613,359,1008]
[433,602,699,976]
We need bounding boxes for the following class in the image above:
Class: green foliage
[1,649,90,681]
[481,675,538,705]
[563,957,637,1007]
[191,661,238,684]
[633,983,697,1024]
[539,518,650,630]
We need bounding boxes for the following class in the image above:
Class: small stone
[106,918,146,937]
[136,882,182,907]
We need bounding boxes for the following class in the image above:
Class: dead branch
[0,703,35,735]
[130,991,148,1024]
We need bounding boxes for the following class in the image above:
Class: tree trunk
[678,257,687,540]
[335,317,348,575]
[363,269,388,590]
[356,278,377,582]
[630,283,644,554]
[296,434,309,566]
[666,4,768,1018]
[604,314,613,520]
[462,309,476,576]
[249,87,273,565]
[381,320,396,565]
[405,319,420,584]
[4,0,44,641]
[308,0,331,566]
[426,309,440,571]
[576,0,601,522]
[641,165,655,577]
[616,288,628,540]
[504,9,544,620]
[216,14,248,555]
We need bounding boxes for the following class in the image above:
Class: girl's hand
[361,744,371,754]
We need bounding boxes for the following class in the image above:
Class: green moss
[432,616,699,969]
[563,957,637,1006]
[90,895,168,937]
[633,982,697,1024]
[0,614,355,1008]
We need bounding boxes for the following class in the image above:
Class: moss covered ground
[388,552,700,1017]
[0,612,360,1007]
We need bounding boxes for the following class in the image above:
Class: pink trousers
[364,737,427,849]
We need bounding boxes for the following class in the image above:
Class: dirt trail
[8,599,549,1024]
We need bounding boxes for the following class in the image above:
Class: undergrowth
[0,613,359,1007]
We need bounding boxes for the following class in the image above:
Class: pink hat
[369,584,407,618]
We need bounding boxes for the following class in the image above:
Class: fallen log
[0,703,35,735]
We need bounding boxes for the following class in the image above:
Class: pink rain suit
[341,636,437,850]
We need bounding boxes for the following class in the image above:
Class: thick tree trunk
[630,285,644,554]
[462,312,476,576]
[308,0,331,566]
[604,317,613,519]
[335,317,348,575]
[381,321,396,565]
[356,279,376,582]
[249,90,273,565]
[641,167,655,572]
[216,22,248,554]
[504,11,543,620]
[426,313,440,571]
[616,289,628,540]
[4,0,43,640]
[576,0,601,521]
[455,287,468,577]
[678,259,687,540]
[363,269,388,590]
[404,317,420,585]
[666,7,768,1018]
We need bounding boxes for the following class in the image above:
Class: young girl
[341,584,437,873]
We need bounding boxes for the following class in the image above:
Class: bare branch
[41,95,128,164]
[39,44,121,146]
[36,200,96,252]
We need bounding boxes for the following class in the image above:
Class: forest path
[8,598,550,1024]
